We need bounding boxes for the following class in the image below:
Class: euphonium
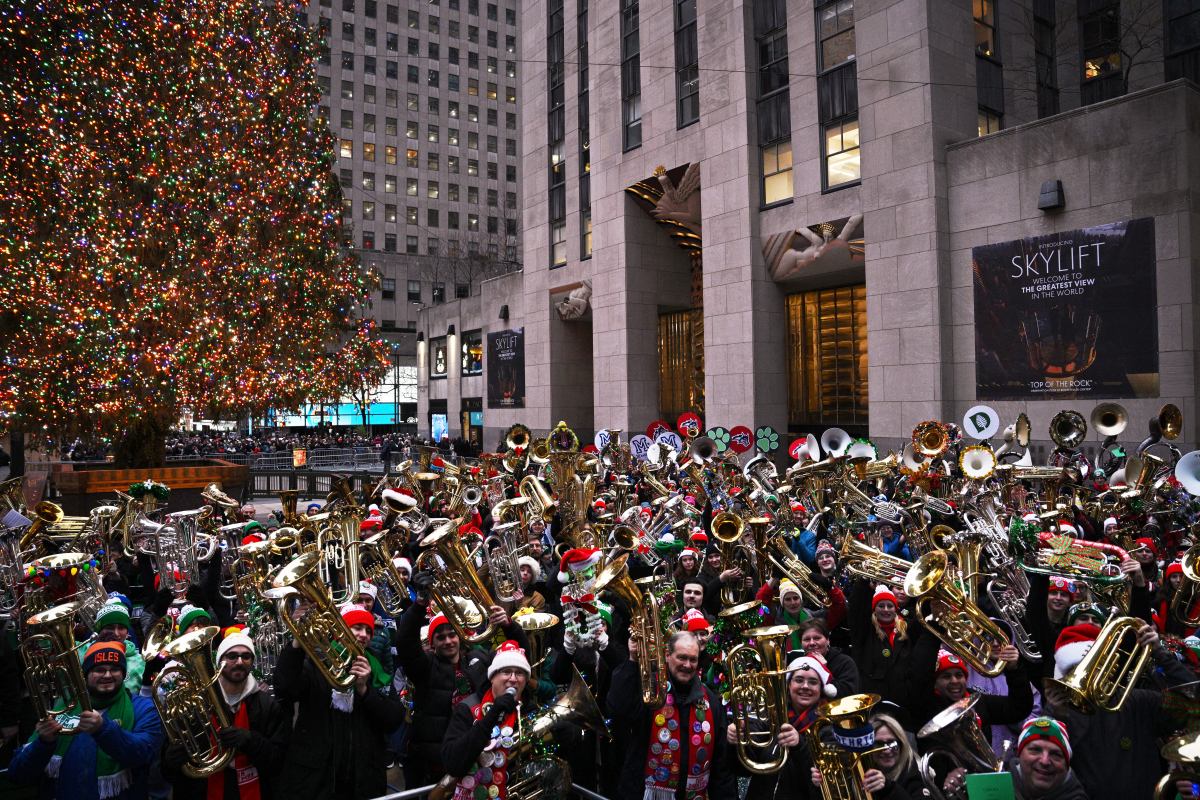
[0,476,25,513]
[518,474,558,523]
[415,520,498,644]
[266,551,364,689]
[279,490,300,525]
[807,693,888,800]
[1045,615,1150,713]
[26,551,108,629]
[355,532,410,616]
[712,511,753,607]
[916,695,1002,800]
[381,487,429,535]
[763,534,831,608]
[201,482,240,514]
[157,507,214,600]
[21,601,91,735]
[838,534,912,592]
[483,521,526,603]
[727,624,794,774]
[152,625,234,778]
[314,508,362,605]
[593,553,666,705]
[514,610,559,682]
[1154,730,1200,800]
[1172,544,1200,626]
[987,579,1042,662]
[903,551,1012,677]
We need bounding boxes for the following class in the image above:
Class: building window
[407,280,421,303]
[978,108,1002,136]
[551,223,566,267]
[407,206,418,224]
[1079,1,1123,105]
[1033,0,1059,117]
[455,283,471,299]
[430,336,448,377]
[973,0,996,57]
[823,118,860,187]
[757,0,791,205]
[620,0,642,151]
[817,0,855,70]
[548,0,567,268]
[381,278,396,299]
[461,329,483,374]
[658,310,702,420]
[1167,0,1200,83]
[581,211,592,259]
[433,282,446,303]
[674,0,699,127]
[406,235,418,254]
[787,285,868,427]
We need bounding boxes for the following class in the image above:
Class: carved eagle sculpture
[651,163,702,236]
[556,279,593,321]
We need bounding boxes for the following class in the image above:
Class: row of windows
[548,0,567,268]
[338,130,516,156]
[342,200,515,234]
[315,77,516,108]
[578,0,592,261]
[428,329,484,378]
[355,231,516,259]
[338,165,517,193]
[381,278,470,305]
[328,48,517,80]
[318,0,517,26]
[319,15,517,52]
[335,143,514,180]
[327,105,516,132]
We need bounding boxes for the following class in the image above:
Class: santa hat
[815,539,835,556]
[1054,623,1101,679]
[392,556,413,575]
[557,547,602,583]
[360,517,383,533]
[785,654,837,697]
[488,640,532,678]
[1048,577,1078,597]
[935,648,966,677]
[368,503,381,515]
[340,603,375,632]
[177,604,213,634]
[1022,512,1040,525]
[790,500,806,515]
[242,533,265,546]
[1103,517,1118,531]
[428,613,451,643]
[459,522,484,540]
[357,580,378,601]
[679,548,699,561]
[1167,561,1185,579]
[216,630,256,663]
[690,530,708,547]
[518,556,542,582]
[94,597,131,632]
[778,579,803,602]
[1018,717,1073,763]
[683,608,710,632]
[1057,520,1077,536]
[872,585,898,610]
[1137,537,1160,557]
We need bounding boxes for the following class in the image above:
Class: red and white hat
[785,653,837,697]
[689,529,708,546]
[872,585,898,609]
[392,556,413,574]
[488,640,531,678]
[427,612,451,643]
[1018,717,1073,763]
[340,603,375,632]
[1049,576,1078,597]
[935,648,966,677]
[1054,623,1100,678]
[557,547,602,583]
[1057,520,1078,536]
[680,548,699,561]
[683,608,711,632]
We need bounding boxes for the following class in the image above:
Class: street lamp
[391,341,401,432]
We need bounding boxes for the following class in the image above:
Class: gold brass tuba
[763,534,831,608]
[916,695,1002,800]
[152,625,234,778]
[1173,544,1200,626]
[807,693,888,800]
[727,624,794,774]
[1154,730,1200,800]
[354,532,410,616]
[838,534,912,592]
[593,553,667,705]
[21,601,91,734]
[1045,615,1150,713]
[712,511,753,607]
[266,551,364,689]
[415,520,498,644]
[903,551,1012,677]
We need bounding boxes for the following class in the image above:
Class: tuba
[712,511,753,607]
[266,551,364,689]
[1045,615,1150,713]
[838,534,912,592]
[354,532,410,616]
[763,533,831,608]
[903,551,1012,677]
[21,601,92,735]
[1155,730,1200,800]
[592,554,667,705]
[483,521,526,603]
[912,421,950,458]
[415,520,498,644]
[1172,544,1200,626]
[518,474,557,523]
[916,695,1002,800]
[727,624,794,774]
[279,490,300,526]
[152,625,234,778]
[807,693,888,800]
[1049,409,1088,450]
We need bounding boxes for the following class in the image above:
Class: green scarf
[36,688,134,796]
[365,650,391,691]
[779,606,811,651]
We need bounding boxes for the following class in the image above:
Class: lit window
[762,141,793,205]
[339,138,353,158]
[551,222,566,266]
[823,118,860,188]
[385,145,398,165]
[973,0,996,58]
[362,142,375,161]
[978,108,1002,136]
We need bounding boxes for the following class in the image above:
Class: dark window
[381,278,396,299]
[757,0,791,205]
[432,283,446,303]
[621,0,642,150]
[674,0,699,127]
[1166,0,1200,83]
[1033,0,1059,117]
[817,0,855,70]
[407,281,421,303]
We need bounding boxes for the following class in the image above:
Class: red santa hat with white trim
[557,547,602,583]
[1054,623,1100,679]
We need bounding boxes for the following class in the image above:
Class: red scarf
[206,700,261,800]
[878,620,896,648]
[453,689,517,800]
[642,683,713,800]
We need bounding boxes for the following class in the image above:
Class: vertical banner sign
[487,328,526,408]
[973,218,1158,400]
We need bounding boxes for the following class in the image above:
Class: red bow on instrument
[562,592,598,615]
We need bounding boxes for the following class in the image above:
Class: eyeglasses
[90,666,123,676]
[223,652,254,662]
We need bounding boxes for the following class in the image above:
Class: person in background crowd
[794,619,859,698]
[83,596,147,693]
[849,581,919,707]
[1005,717,1089,800]
[864,713,923,799]
[9,637,164,799]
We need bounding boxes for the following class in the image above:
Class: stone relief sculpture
[764,213,864,282]
[651,163,702,236]
[556,279,592,321]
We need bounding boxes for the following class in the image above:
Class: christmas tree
[0,0,388,466]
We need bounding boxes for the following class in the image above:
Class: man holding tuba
[608,630,738,800]
[161,629,289,800]
[9,637,165,799]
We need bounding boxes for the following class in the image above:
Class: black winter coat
[607,660,739,800]
[848,579,922,709]
[162,687,289,800]
[271,644,405,799]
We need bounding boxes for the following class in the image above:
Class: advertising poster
[487,328,525,408]
[973,217,1158,400]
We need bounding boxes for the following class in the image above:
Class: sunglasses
[223,652,254,662]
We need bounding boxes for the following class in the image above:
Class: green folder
[965,771,1015,800]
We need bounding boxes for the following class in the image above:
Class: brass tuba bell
[1090,403,1128,438]
[21,601,92,735]
[415,520,498,644]
[1044,614,1150,713]
[1049,409,1087,449]
[152,625,234,778]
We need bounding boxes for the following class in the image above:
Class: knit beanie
[94,597,131,632]
[82,640,127,675]
[872,585,898,609]
[815,539,835,556]
[1135,537,1159,557]
[935,648,966,677]
[679,548,699,561]
[1018,717,1073,763]
[357,580,379,601]
[216,631,257,663]
[1054,623,1101,679]
[778,579,803,602]
[393,556,413,575]
[683,608,711,632]
[785,654,837,697]
[428,613,451,644]
[1048,576,1078,597]
[487,640,531,678]
[341,603,375,632]
[1167,561,1185,579]
[177,604,213,634]
[1067,603,1109,625]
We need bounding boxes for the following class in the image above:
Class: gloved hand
[218,726,252,750]
[162,741,189,770]
[142,655,168,687]
[489,690,519,718]
[411,570,435,602]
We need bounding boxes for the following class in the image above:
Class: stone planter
[51,459,250,515]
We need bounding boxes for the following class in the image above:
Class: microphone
[504,687,517,696]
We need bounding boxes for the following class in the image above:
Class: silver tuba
[482,521,526,603]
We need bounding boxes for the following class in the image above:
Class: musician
[82,596,147,693]
[10,637,164,800]
[794,619,859,697]
[272,603,405,798]
[514,555,547,611]
[609,630,737,800]
[162,631,288,800]
[1025,576,1079,681]
[673,547,702,590]
[848,582,921,706]
[439,640,532,799]
[395,587,530,788]
[1042,621,1194,799]
[177,603,216,637]
[906,642,1031,739]
[864,713,923,799]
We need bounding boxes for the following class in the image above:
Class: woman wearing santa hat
[847,578,923,707]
